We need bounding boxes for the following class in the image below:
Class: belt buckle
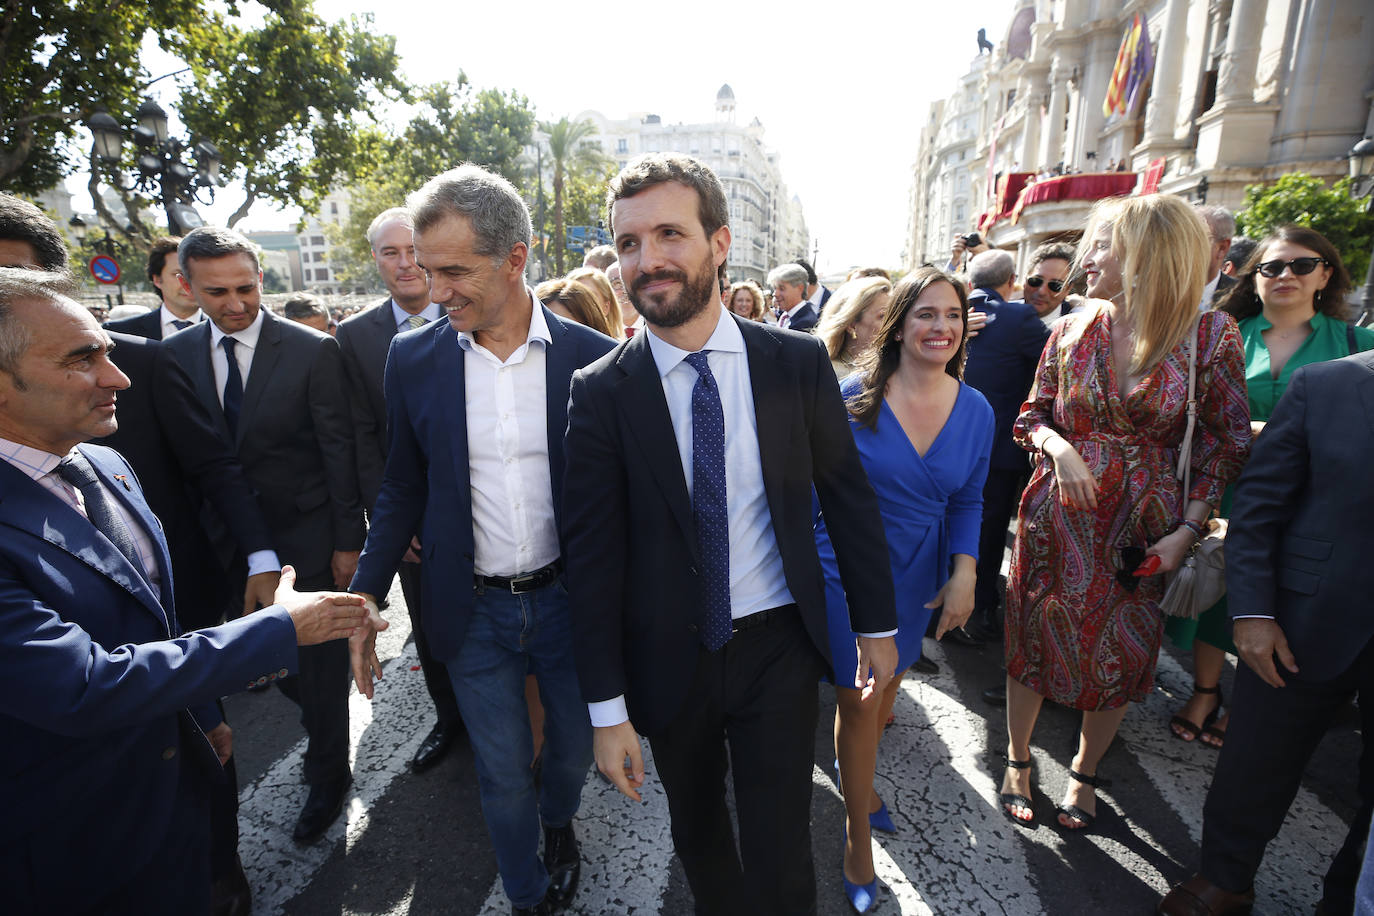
[507,572,537,594]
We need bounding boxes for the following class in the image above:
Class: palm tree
[540,117,610,274]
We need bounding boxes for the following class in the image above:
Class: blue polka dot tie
[685,351,731,651]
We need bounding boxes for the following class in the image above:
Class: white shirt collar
[389,299,443,329]
[644,305,745,379]
[0,435,65,478]
[782,300,810,320]
[159,304,202,331]
[455,287,552,354]
[1200,272,1222,310]
[208,307,266,349]
[806,286,825,307]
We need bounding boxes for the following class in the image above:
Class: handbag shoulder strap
[1175,319,1199,490]
[1348,322,1358,355]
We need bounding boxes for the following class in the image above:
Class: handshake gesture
[346,592,390,699]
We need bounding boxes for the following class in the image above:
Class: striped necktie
[405,315,428,331]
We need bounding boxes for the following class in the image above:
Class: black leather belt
[731,604,796,633]
[475,560,562,594]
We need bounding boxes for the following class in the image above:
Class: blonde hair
[814,275,893,361]
[727,280,766,321]
[566,267,624,339]
[536,277,621,339]
[1076,194,1209,373]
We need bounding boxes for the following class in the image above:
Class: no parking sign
[89,255,121,284]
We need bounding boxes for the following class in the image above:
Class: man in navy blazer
[1159,350,1374,916]
[960,249,1050,643]
[0,268,364,915]
[348,166,615,915]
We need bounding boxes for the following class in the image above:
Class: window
[329,202,338,216]
[311,235,324,246]
[616,138,628,153]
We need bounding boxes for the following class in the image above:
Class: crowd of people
[0,148,1371,916]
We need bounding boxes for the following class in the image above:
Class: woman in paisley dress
[999,195,1252,830]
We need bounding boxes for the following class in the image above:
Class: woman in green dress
[1166,225,1374,746]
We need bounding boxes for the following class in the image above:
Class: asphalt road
[225,574,1361,915]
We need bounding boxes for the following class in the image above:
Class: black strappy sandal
[1169,683,1222,744]
[1056,768,1111,831]
[1000,757,1036,827]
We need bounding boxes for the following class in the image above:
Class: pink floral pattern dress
[1005,306,1251,710]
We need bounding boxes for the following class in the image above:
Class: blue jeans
[446,578,593,908]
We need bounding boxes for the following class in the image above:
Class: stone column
[1141,0,1193,147]
[1215,0,1265,106]
[1040,61,1069,169]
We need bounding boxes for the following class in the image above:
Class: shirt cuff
[246,550,281,578]
[1232,614,1275,620]
[857,630,898,638]
[588,696,629,728]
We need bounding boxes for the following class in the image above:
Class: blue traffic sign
[89,255,121,284]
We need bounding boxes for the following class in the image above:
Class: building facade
[576,86,810,285]
[296,187,353,294]
[907,0,1374,272]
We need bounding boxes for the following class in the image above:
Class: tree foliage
[325,77,536,291]
[537,118,612,275]
[1235,172,1374,285]
[3,0,407,248]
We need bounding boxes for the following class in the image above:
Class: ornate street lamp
[68,214,129,307]
[85,99,224,235]
[1348,137,1374,318]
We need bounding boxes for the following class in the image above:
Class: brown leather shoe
[1157,875,1255,915]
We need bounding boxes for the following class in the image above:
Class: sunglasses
[1024,276,1065,293]
[1255,257,1328,278]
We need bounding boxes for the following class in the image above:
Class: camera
[961,232,982,248]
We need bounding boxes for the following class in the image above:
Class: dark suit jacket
[562,316,897,736]
[815,286,833,312]
[0,444,295,912]
[1226,350,1374,681]
[964,289,1051,470]
[351,305,615,663]
[336,299,401,513]
[786,302,819,333]
[95,332,274,629]
[105,306,164,340]
[165,309,365,581]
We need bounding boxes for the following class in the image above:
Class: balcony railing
[978,171,1140,231]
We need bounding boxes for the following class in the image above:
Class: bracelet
[1178,518,1206,539]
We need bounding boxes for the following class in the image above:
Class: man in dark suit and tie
[336,206,460,774]
[104,236,206,339]
[796,257,832,312]
[347,165,615,915]
[1159,349,1374,916]
[562,153,899,913]
[0,267,365,915]
[165,227,367,845]
[768,262,819,331]
[1197,205,1238,310]
[960,249,1050,645]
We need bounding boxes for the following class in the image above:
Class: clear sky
[71,1,1015,273]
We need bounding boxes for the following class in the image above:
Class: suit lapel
[179,323,229,438]
[613,334,698,559]
[1356,355,1374,433]
[236,310,282,448]
[739,319,791,529]
[543,307,574,526]
[0,457,170,631]
[433,321,473,515]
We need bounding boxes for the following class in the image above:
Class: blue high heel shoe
[843,873,879,913]
[834,759,899,834]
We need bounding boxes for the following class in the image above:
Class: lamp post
[86,100,223,235]
[1348,136,1374,321]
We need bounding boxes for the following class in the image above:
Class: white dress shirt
[806,285,826,308]
[459,291,559,578]
[160,304,203,337]
[389,300,442,331]
[208,308,264,407]
[0,437,161,589]
[1199,273,1222,311]
[589,307,797,728]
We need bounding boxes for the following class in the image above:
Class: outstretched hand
[274,565,367,646]
[348,593,389,699]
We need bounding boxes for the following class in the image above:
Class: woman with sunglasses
[999,194,1251,831]
[1164,225,1373,748]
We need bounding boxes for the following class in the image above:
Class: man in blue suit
[0,268,365,915]
[348,166,615,916]
[960,249,1050,646]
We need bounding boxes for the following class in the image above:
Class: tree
[539,118,612,275]
[3,0,407,247]
[324,77,536,290]
[1235,172,1374,286]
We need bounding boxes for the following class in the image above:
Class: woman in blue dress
[816,266,994,912]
